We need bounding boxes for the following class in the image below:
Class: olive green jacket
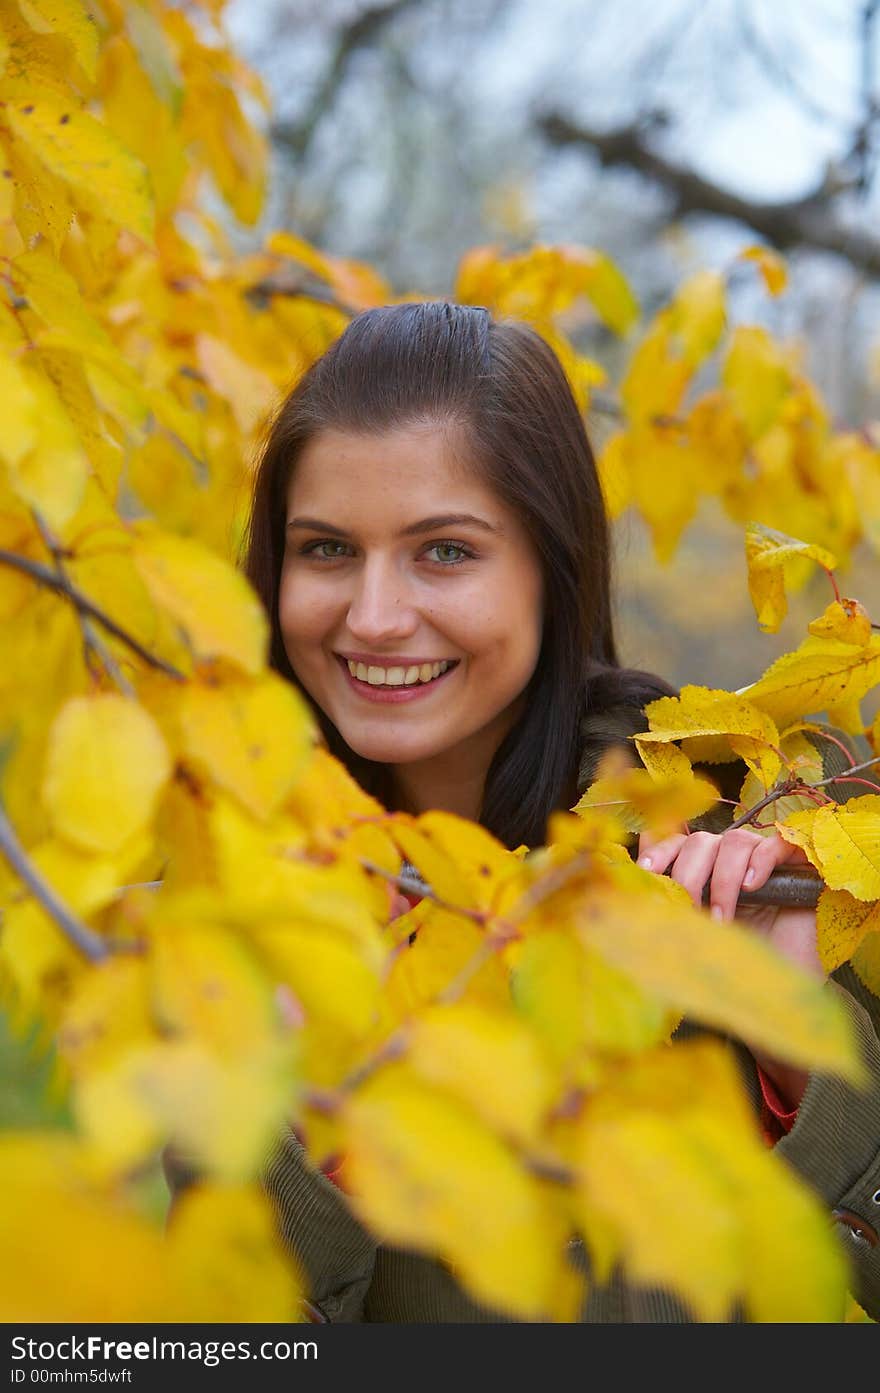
[165,714,880,1322]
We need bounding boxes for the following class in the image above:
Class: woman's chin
[344,732,434,766]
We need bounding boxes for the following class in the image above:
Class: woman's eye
[427,541,471,565]
[302,540,349,560]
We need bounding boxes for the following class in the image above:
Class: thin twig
[336,1031,411,1096]
[725,780,831,830]
[814,754,880,787]
[359,858,489,925]
[506,850,594,924]
[0,805,111,962]
[32,512,134,696]
[0,549,185,681]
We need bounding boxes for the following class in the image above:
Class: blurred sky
[227,0,880,202]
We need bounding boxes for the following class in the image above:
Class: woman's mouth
[335,655,460,703]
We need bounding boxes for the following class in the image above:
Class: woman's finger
[665,830,722,908]
[636,830,688,873]
[736,829,810,895]
[706,827,764,920]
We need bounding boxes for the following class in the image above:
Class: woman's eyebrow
[286,513,501,537]
[291,512,356,532]
[403,513,501,536]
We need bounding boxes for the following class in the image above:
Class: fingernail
[638,856,653,869]
[744,868,756,886]
[711,904,723,921]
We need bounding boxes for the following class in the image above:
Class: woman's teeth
[346,659,454,687]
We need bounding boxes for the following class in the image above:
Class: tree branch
[0,805,111,962]
[271,0,422,161]
[31,512,134,697]
[537,112,880,278]
[0,549,185,681]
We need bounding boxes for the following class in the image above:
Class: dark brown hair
[243,301,674,849]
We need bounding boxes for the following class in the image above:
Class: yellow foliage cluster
[0,0,878,1326]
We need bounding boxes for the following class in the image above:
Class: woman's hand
[636,824,827,1111]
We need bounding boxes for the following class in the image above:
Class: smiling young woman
[165,302,880,1324]
[244,301,675,850]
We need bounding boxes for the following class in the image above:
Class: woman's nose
[345,555,418,642]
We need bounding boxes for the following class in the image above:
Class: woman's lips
[335,654,459,703]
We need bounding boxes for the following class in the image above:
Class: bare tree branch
[271,0,422,161]
[537,111,880,278]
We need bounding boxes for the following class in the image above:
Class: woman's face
[279,420,544,780]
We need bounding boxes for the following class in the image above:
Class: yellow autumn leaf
[572,1038,847,1321]
[627,421,702,563]
[0,350,38,465]
[574,755,719,838]
[265,229,338,283]
[808,597,873,647]
[686,389,748,487]
[249,920,382,1086]
[569,883,861,1079]
[132,526,268,675]
[167,672,315,821]
[407,1001,557,1147]
[511,930,673,1063]
[577,1110,740,1321]
[195,333,278,435]
[6,357,89,529]
[75,1036,296,1180]
[17,0,99,81]
[42,693,171,855]
[668,269,726,368]
[595,430,633,518]
[824,692,866,737]
[5,84,154,241]
[807,796,880,901]
[816,887,880,973]
[739,245,788,296]
[166,1182,306,1322]
[722,326,791,440]
[5,133,74,253]
[58,953,155,1078]
[736,728,825,826]
[736,1144,848,1322]
[0,1133,169,1321]
[148,916,284,1056]
[384,815,478,909]
[566,245,639,335]
[621,318,691,425]
[99,32,186,216]
[0,894,85,1017]
[740,632,880,731]
[776,804,822,866]
[383,903,509,1021]
[342,1067,569,1320]
[412,810,524,912]
[640,684,781,786]
[744,522,837,633]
